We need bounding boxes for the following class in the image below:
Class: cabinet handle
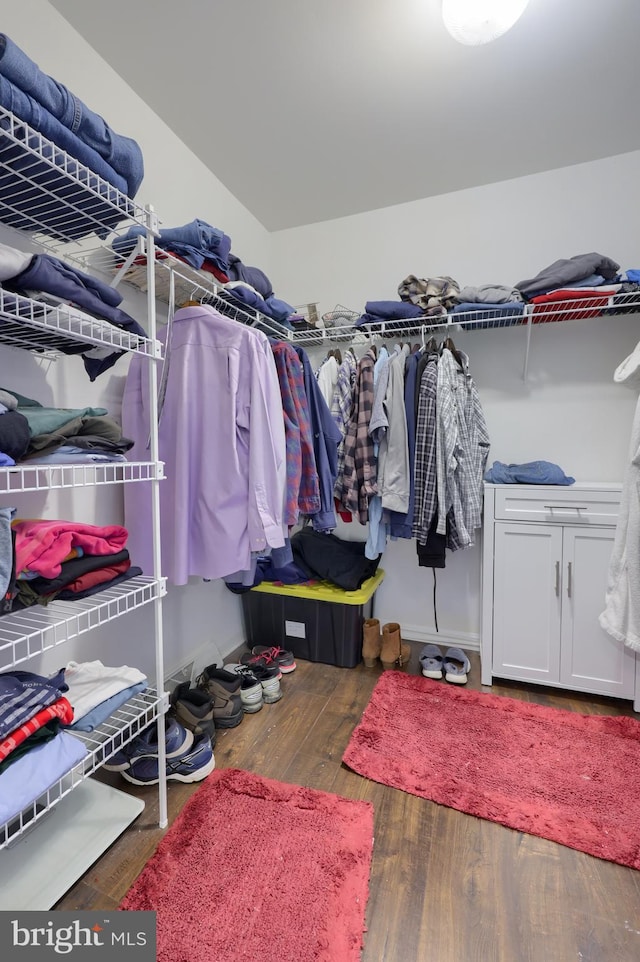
[555,561,560,597]
[567,561,572,598]
[543,504,589,512]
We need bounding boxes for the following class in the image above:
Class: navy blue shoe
[121,732,215,785]
[103,718,193,772]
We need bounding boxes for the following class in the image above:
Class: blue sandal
[443,647,470,684]
[419,643,444,679]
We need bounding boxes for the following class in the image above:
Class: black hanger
[441,336,464,367]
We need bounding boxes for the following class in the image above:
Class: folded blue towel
[485,461,575,485]
[364,300,425,320]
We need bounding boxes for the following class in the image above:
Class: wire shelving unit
[0,108,168,889]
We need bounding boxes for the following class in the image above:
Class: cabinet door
[560,527,636,698]
[493,522,562,683]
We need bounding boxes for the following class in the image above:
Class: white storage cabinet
[481,482,638,708]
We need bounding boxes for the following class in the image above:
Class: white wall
[1,1,277,681]
[270,155,640,646]
[3,3,639,662]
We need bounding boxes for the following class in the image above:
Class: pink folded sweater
[13,519,128,579]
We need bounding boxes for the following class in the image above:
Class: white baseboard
[399,623,480,653]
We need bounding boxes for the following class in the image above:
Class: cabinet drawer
[493,487,621,525]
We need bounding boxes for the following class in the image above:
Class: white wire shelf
[0,576,167,672]
[0,460,164,494]
[293,290,640,346]
[0,286,162,359]
[86,239,297,339]
[0,106,155,257]
[0,686,166,849]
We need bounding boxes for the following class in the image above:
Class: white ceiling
[51,0,640,232]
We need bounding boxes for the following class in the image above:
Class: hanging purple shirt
[122,305,287,585]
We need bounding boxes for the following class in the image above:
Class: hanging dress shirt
[317,355,339,409]
[388,350,420,539]
[337,348,377,524]
[435,348,490,548]
[271,341,320,526]
[412,353,439,543]
[331,348,358,497]
[123,305,287,585]
[365,347,391,560]
[293,347,341,532]
[378,344,410,514]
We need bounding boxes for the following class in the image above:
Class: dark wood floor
[57,645,640,962]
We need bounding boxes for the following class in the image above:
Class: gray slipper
[419,643,444,679]
[443,647,470,684]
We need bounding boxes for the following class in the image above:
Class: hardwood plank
[50,654,640,962]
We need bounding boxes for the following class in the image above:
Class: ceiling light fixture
[442,0,530,46]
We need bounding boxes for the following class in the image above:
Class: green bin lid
[249,568,385,604]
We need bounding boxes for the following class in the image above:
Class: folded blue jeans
[112,220,232,273]
[0,33,143,196]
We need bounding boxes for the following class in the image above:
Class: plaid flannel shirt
[271,342,320,525]
[331,349,357,499]
[435,349,489,548]
[412,355,438,542]
[337,348,378,523]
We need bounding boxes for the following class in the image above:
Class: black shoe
[169,682,217,746]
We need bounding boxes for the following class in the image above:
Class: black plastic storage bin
[240,570,385,668]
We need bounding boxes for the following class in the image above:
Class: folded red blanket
[530,288,611,323]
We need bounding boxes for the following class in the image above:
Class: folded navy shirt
[484,461,575,485]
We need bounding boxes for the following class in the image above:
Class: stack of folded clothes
[0,667,88,827]
[0,387,134,467]
[113,219,232,280]
[112,221,296,325]
[356,255,640,334]
[354,299,446,333]
[0,240,147,380]
[0,659,149,826]
[0,34,144,238]
[450,284,525,330]
[1,514,142,613]
[515,252,625,324]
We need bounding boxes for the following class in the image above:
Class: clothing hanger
[179,284,206,309]
[441,335,464,367]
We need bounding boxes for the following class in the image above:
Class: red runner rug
[121,768,374,961]
[343,671,640,870]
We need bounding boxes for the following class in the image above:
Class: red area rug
[121,768,374,961]
[343,671,640,870]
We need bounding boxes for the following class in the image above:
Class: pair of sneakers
[223,661,282,710]
[195,647,294,717]
[419,644,471,684]
[242,645,296,675]
[103,717,215,785]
